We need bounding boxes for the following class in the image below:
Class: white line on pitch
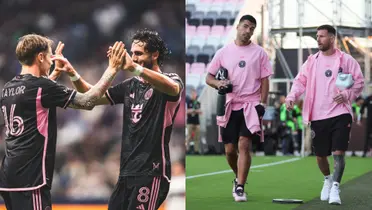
[186,157,301,179]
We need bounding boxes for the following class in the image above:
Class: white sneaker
[232,178,237,198]
[329,182,341,205]
[320,175,333,201]
[234,186,247,202]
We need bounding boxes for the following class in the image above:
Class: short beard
[319,44,330,52]
[143,60,153,69]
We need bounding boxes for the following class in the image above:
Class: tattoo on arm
[69,68,117,110]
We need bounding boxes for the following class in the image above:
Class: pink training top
[286,48,364,124]
[207,41,273,141]
[311,51,349,120]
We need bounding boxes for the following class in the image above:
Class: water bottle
[216,87,226,116]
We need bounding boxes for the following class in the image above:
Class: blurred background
[185,0,372,158]
[0,0,185,209]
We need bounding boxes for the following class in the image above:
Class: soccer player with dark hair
[0,34,126,209]
[205,14,273,202]
[286,24,365,205]
[52,28,184,210]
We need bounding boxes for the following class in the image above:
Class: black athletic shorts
[0,186,51,210]
[220,105,265,144]
[310,113,352,156]
[108,176,170,210]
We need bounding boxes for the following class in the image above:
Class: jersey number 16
[1,104,24,137]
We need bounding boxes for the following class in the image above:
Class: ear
[152,51,159,61]
[37,52,44,63]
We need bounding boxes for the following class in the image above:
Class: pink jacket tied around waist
[286,49,365,124]
[217,93,264,142]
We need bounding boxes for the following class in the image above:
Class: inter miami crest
[238,60,246,68]
[144,88,153,100]
[325,70,332,77]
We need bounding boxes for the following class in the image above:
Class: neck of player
[235,39,251,46]
[321,47,336,56]
[20,65,47,77]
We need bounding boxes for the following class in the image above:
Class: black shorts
[108,176,170,210]
[311,113,352,156]
[220,106,264,144]
[0,186,51,210]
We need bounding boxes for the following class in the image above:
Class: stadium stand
[185,0,240,97]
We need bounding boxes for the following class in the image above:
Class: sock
[333,181,340,187]
[333,155,345,183]
[235,184,244,192]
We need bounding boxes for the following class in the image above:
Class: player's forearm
[187,109,194,114]
[69,67,119,109]
[206,74,219,89]
[65,69,92,93]
[48,69,62,81]
[136,64,179,96]
[260,77,269,104]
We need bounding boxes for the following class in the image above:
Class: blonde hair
[15,34,53,66]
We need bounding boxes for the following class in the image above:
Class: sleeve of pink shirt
[340,55,365,102]
[286,60,309,102]
[207,49,223,76]
[260,51,273,78]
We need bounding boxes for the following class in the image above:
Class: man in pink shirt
[206,15,273,202]
[286,25,364,205]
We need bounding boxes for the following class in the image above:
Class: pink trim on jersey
[36,87,49,187]
[106,90,115,105]
[162,99,180,182]
[33,189,42,210]
[62,90,76,109]
[149,177,161,210]
[0,88,49,191]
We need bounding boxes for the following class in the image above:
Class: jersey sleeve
[206,49,223,76]
[105,78,131,105]
[260,50,273,79]
[41,79,77,109]
[164,73,184,102]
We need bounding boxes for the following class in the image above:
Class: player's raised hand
[54,41,65,69]
[52,41,75,75]
[121,50,136,71]
[108,41,126,69]
[285,99,294,111]
[51,55,73,72]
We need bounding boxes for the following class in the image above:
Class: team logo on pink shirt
[325,69,332,77]
[239,60,246,68]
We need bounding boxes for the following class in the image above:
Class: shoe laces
[331,185,341,193]
[235,186,244,196]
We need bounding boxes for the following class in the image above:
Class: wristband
[133,65,144,76]
[259,102,267,108]
[70,73,81,82]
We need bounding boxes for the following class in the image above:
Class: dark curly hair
[132,28,170,66]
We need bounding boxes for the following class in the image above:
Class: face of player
[236,20,256,43]
[37,46,53,76]
[131,40,159,69]
[316,29,335,52]
[191,90,197,100]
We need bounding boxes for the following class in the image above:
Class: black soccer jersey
[0,74,76,191]
[105,73,183,181]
